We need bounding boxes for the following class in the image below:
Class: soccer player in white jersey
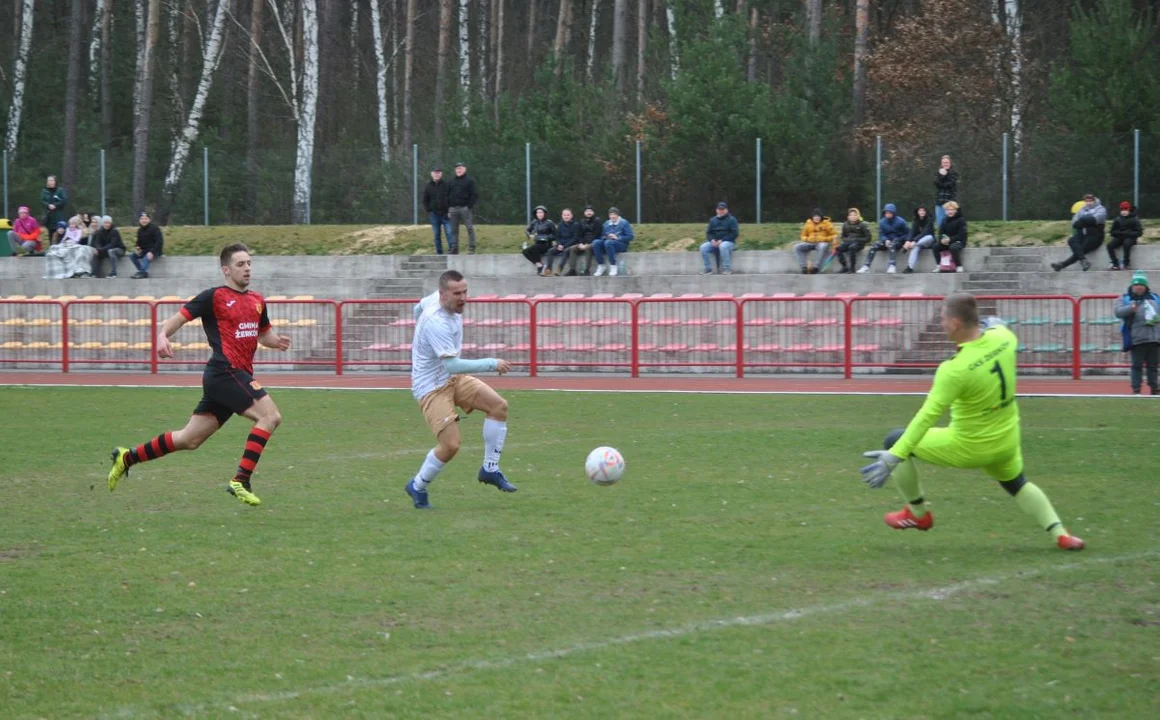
[405,270,516,508]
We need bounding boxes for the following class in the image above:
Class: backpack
[939,250,957,272]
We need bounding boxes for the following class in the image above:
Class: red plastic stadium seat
[598,343,628,352]
[739,293,765,299]
[537,317,563,327]
[540,343,566,352]
[461,343,478,351]
[637,343,658,352]
[899,292,925,298]
[476,318,505,327]
[801,292,827,299]
[753,343,782,353]
[510,343,531,352]
[690,342,720,352]
[566,343,598,353]
[589,293,615,299]
[504,317,530,326]
[708,292,735,299]
[713,317,736,326]
[679,293,705,299]
[850,317,871,327]
[592,317,624,327]
[649,293,674,299]
[501,294,528,300]
[772,293,796,298]
[807,318,839,327]
[618,293,644,300]
[364,343,394,352]
[564,318,592,327]
[480,343,507,351]
[816,344,845,353]
[473,294,499,300]
[659,343,688,353]
[561,293,587,299]
[787,343,814,353]
[835,292,859,299]
[774,318,807,327]
[396,343,412,352]
[874,317,904,327]
[853,344,881,353]
[650,318,683,327]
[685,318,713,326]
[744,317,775,327]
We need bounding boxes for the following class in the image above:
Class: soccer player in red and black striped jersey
[107,243,291,506]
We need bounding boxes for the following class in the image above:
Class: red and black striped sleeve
[258,300,271,333]
[181,288,216,322]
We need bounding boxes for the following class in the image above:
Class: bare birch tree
[100,0,114,148]
[166,0,183,134]
[747,7,758,82]
[5,0,37,152]
[293,0,320,223]
[853,0,869,128]
[554,0,574,76]
[1001,0,1024,159]
[132,0,162,213]
[494,0,504,120]
[713,0,724,18]
[665,1,677,80]
[158,0,232,221]
[636,0,646,103]
[370,0,392,164]
[89,0,107,99]
[62,0,85,187]
[806,0,821,46]
[458,0,471,120]
[526,0,537,66]
[612,0,627,92]
[477,0,490,100]
[585,0,600,82]
[134,0,147,118]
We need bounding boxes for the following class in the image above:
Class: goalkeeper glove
[860,450,901,489]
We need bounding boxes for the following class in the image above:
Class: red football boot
[884,506,934,531]
[1057,534,1085,551]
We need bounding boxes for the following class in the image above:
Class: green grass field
[161,220,1160,256]
[1,388,1157,718]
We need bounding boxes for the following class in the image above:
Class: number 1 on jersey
[990,361,1008,401]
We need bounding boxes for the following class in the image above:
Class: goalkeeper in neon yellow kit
[859,293,1085,551]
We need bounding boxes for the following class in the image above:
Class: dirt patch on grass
[657,235,701,251]
[335,225,421,255]
[0,546,36,561]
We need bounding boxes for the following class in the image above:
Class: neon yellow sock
[893,458,928,518]
[1014,482,1066,539]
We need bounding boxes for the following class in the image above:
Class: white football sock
[412,449,445,491]
[482,418,507,472]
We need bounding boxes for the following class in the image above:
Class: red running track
[0,371,1138,396]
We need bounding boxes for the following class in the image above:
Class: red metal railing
[0,295,1133,378]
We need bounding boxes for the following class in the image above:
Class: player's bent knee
[490,396,509,421]
[883,428,905,451]
[438,432,461,458]
[998,473,1027,497]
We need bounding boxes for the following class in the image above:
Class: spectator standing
[447,162,479,254]
[41,175,69,231]
[701,202,740,275]
[421,167,452,255]
[835,208,872,274]
[45,215,94,279]
[934,201,967,272]
[90,215,125,278]
[567,205,602,276]
[520,205,556,275]
[1051,194,1107,272]
[900,206,936,274]
[7,206,42,256]
[592,207,634,277]
[859,203,910,274]
[790,208,832,275]
[1115,272,1160,395]
[1107,201,1143,271]
[543,208,580,276]
[131,211,164,279]
[934,155,958,229]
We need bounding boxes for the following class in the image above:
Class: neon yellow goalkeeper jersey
[891,324,1021,459]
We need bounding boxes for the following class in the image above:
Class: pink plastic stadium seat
[744,317,775,327]
[540,343,566,352]
[787,343,814,353]
[364,343,395,352]
[649,293,674,299]
[874,317,904,327]
[501,294,527,300]
[753,343,782,353]
[598,343,628,353]
[835,291,859,299]
[801,292,827,299]
[659,343,688,353]
[816,344,845,353]
[866,292,892,299]
[807,318,840,327]
[564,318,592,327]
[772,293,796,298]
[690,342,720,352]
[480,343,507,351]
[679,293,705,299]
[589,293,615,300]
[774,317,807,327]
[592,317,624,327]
[473,294,499,300]
[740,293,765,299]
[565,343,598,353]
[853,344,881,353]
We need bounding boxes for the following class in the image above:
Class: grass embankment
[161,220,1159,256]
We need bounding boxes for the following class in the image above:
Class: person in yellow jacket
[794,208,836,274]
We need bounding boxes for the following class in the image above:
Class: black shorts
[193,368,268,426]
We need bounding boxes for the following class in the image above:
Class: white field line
[118,550,1154,716]
[0,382,1136,399]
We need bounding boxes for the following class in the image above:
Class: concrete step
[988,247,1047,256]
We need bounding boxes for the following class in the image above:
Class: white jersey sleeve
[410,304,463,400]
[413,290,440,322]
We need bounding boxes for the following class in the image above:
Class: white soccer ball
[585,446,625,486]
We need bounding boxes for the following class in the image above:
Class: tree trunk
[100,0,114,149]
[134,0,146,124]
[246,0,265,218]
[1004,0,1023,161]
[713,0,723,18]
[526,0,537,67]
[806,0,821,46]
[62,0,85,187]
[636,0,646,104]
[585,0,600,82]
[458,0,471,121]
[852,0,869,128]
[747,7,758,83]
[553,0,573,75]
[402,0,416,150]
[665,1,677,80]
[611,0,627,92]
[494,0,504,121]
[89,0,106,99]
[370,0,391,164]
[158,0,232,224]
[166,0,183,135]
[292,0,319,223]
[132,0,161,214]
[391,0,400,146]
[478,0,490,100]
[434,0,452,145]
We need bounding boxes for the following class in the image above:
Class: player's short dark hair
[944,292,979,326]
[220,243,251,267]
[439,270,465,289]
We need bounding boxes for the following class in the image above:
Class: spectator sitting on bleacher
[90,215,125,278]
[935,201,968,273]
[45,216,94,279]
[789,208,833,275]
[567,205,602,276]
[521,205,556,276]
[592,207,634,277]
[701,201,740,275]
[835,207,872,274]
[84,213,99,241]
[41,176,69,231]
[901,206,935,274]
[543,208,579,277]
[1052,194,1107,272]
[1107,201,1142,271]
[131,211,163,279]
[859,203,910,274]
[7,206,42,256]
